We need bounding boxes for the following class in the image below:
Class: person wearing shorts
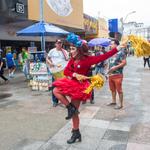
[6,50,16,78]
[107,39,127,109]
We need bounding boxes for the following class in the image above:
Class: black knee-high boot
[67,129,81,144]
[65,103,79,120]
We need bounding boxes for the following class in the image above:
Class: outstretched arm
[88,48,118,66]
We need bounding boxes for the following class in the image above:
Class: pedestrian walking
[21,48,30,80]
[0,53,8,83]
[46,39,69,107]
[143,56,150,69]
[53,33,122,144]
[6,49,16,78]
[107,39,127,109]
[13,48,19,70]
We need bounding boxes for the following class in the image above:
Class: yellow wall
[98,18,109,38]
[28,0,84,29]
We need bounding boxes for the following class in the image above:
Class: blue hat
[66,33,83,47]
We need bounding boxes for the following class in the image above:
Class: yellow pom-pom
[128,35,150,57]
[84,74,105,94]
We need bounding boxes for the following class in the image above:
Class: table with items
[28,51,51,91]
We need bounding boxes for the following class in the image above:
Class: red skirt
[53,78,91,101]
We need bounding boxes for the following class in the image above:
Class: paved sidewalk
[0,57,150,150]
[39,106,129,150]
[37,57,150,150]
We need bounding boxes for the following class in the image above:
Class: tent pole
[40,0,45,51]
[41,35,45,52]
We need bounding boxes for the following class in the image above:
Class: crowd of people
[0,47,30,83]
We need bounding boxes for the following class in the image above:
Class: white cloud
[83,0,150,26]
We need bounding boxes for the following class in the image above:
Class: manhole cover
[0,93,12,99]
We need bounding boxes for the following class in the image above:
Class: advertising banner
[84,14,98,35]
[0,0,27,20]
[108,19,118,32]
[28,0,84,29]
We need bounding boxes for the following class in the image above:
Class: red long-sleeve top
[64,48,118,78]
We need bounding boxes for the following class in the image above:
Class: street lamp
[120,11,136,34]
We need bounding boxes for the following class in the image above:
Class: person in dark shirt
[143,56,150,69]
[0,56,8,83]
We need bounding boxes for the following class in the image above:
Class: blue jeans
[23,62,29,79]
[52,76,58,104]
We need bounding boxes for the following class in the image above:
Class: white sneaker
[11,73,15,78]
[9,73,12,78]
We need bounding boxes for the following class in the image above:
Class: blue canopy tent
[16,21,70,36]
[16,21,70,51]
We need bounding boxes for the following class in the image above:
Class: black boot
[65,103,79,120]
[67,129,81,144]
[90,99,95,104]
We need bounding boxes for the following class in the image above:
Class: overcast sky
[83,0,150,26]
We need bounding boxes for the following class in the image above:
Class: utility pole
[120,11,136,35]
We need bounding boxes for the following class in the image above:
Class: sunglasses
[56,42,62,44]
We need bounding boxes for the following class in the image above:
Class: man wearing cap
[46,39,69,107]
